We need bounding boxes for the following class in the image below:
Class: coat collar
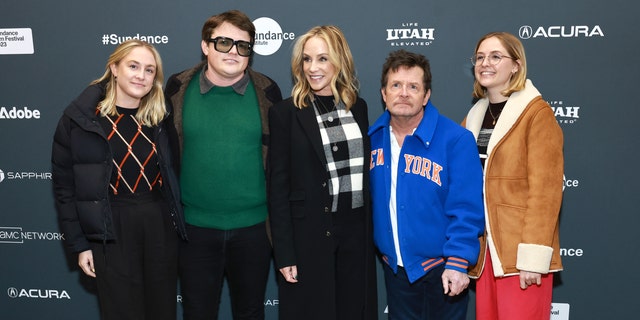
[297,97,369,166]
[369,100,440,150]
[296,102,327,166]
[64,83,106,135]
[465,79,541,155]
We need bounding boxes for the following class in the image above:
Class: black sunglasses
[207,36,253,57]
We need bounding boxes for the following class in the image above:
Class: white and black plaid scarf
[312,96,364,212]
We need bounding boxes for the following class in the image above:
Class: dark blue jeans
[384,263,469,320]
[179,222,272,320]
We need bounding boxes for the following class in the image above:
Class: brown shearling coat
[463,80,564,278]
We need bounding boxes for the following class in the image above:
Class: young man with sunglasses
[165,10,282,320]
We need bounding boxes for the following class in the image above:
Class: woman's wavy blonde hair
[92,39,166,127]
[291,25,359,111]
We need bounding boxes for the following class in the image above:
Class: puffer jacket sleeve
[52,114,90,253]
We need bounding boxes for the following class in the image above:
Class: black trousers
[91,190,179,320]
[179,222,272,320]
[277,209,369,320]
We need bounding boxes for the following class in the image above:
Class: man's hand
[442,269,469,296]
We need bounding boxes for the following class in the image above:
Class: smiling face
[474,36,521,101]
[302,36,336,96]
[109,46,157,109]
[382,66,430,123]
[201,21,251,86]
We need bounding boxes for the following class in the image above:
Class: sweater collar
[199,64,250,95]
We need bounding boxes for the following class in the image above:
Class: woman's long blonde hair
[291,25,359,111]
[92,39,166,126]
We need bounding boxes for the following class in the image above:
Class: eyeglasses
[387,82,423,94]
[207,36,253,57]
[471,53,514,66]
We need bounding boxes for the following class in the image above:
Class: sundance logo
[519,25,604,39]
[563,174,579,191]
[7,287,70,299]
[253,17,294,56]
[551,303,570,320]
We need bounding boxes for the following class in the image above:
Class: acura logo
[519,26,533,39]
[518,25,604,39]
[7,287,18,298]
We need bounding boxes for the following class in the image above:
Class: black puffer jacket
[51,83,187,254]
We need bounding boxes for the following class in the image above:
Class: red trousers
[476,250,553,320]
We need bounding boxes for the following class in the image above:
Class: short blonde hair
[472,32,527,99]
[291,25,359,111]
[92,39,166,127]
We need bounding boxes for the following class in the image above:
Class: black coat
[268,97,378,319]
[51,83,187,254]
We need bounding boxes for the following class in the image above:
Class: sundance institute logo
[252,17,294,56]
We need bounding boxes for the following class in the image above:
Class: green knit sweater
[180,74,267,230]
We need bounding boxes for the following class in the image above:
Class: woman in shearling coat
[462,32,564,320]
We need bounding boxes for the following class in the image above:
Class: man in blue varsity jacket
[369,49,484,320]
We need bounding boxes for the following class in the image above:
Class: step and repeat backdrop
[1,0,638,319]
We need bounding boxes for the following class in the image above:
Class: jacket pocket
[289,191,305,218]
[76,200,110,239]
[494,204,525,265]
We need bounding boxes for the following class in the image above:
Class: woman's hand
[279,265,298,283]
[519,270,542,289]
[78,250,96,278]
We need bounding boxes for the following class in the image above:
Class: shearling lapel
[465,79,541,157]
[486,80,540,155]
[465,99,488,141]
[295,105,327,166]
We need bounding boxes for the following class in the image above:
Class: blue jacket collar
[369,100,440,149]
